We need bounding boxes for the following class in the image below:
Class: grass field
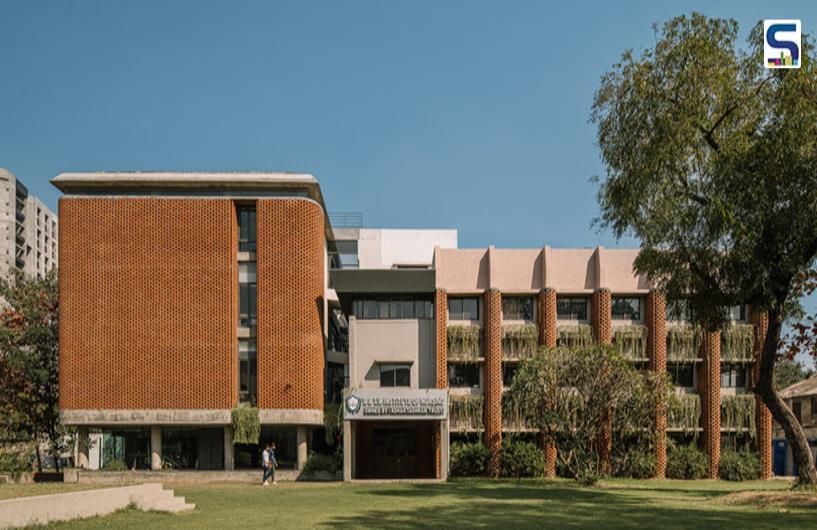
[3,478,816,529]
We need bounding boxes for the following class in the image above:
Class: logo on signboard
[345,395,362,414]
[764,20,801,68]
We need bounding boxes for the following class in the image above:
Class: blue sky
[0,0,813,250]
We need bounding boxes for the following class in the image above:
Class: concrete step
[149,498,195,513]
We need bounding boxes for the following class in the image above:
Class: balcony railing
[449,394,484,431]
[501,324,539,360]
[447,325,483,361]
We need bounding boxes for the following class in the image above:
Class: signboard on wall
[343,388,448,421]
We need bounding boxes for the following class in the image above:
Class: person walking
[261,443,272,486]
[268,442,278,485]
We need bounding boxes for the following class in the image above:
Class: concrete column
[224,426,235,471]
[343,420,353,482]
[701,329,721,479]
[150,426,162,471]
[483,289,502,477]
[440,419,449,481]
[297,426,308,470]
[752,311,772,479]
[76,426,89,469]
[647,290,667,479]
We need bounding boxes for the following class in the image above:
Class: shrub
[719,450,760,481]
[102,458,128,471]
[613,449,655,479]
[231,406,260,445]
[500,439,544,478]
[450,442,489,477]
[302,452,342,475]
[666,444,708,479]
[0,446,31,479]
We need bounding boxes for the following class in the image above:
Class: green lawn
[5,478,815,529]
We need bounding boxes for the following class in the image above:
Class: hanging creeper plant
[721,324,755,363]
[449,394,484,431]
[720,395,756,436]
[612,325,648,361]
[447,325,482,361]
[501,324,539,359]
[232,405,260,445]
[667,393,701,434]
[556,324,594,349]
[666,323,701,362]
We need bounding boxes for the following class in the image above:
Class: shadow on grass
[326,480,815,529]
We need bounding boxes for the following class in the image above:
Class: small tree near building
[591,13,817,483]
[508,345,669,485]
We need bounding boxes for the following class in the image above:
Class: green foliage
[449,441,490,477]
[449,394,484,431]
[775,359,814,391]
[612,448,656,479]
[103,458,128,471]
[231,406,260,445]
[719,450,761,481]
[667,393,701,434]
[509,345,670,485]
[447,325,482,361]
[0,444,31,479]
[303,452,342,475]
[720,395,756,435]
[501,393,528,430]
[721,324,755,362]
[612,325,648,361]
[666,324,701,362]
[666,444,708,480]
[323,402,342,446]
[556,324,594,349]
[501,324,539,359]
[0,269,65,472]
[500,438,544,478]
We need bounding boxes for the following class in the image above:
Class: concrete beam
[61,409,232,426]
[258,408,323,426]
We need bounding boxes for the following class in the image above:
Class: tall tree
[0,269,64,472]
[592,14,817,483]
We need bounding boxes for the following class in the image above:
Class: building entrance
[354,421,436,479]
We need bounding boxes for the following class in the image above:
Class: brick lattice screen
[646,290,667,478]
[752,311,772,480]
[701,329,722,479]
[483,289,502,477]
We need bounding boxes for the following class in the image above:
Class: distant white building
[0,168,58,279]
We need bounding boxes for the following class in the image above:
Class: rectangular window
[333,240,359,269]
[448,363,480,388]
[667,363,694,387]
[720,364,748,388]
[353,297,433,319]
[728,305,747,322]
[502,296,534,321]
[556,297,588,320]
[238,282,257,327]
[502,363,518,387]
[237,207,256,252]
[239,339,257,403]
[448,297,479,320]
[666,300,692,321]
[612,297,642,320]
[380,364,411,387]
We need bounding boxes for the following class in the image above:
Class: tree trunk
[755,305,817,484]
[35,444,42,474]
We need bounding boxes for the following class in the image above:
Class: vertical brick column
[434,289,448,479]
[701,329,721,479]
[538,288,558,476]
[592,288,612,474]
[646,290,667,478]
[483,289,503,477]
[539,288,557,348]
[752,311,772,479]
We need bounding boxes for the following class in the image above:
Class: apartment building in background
[53,171,772,480]
[0,168,58,279]
[773,377,817,476]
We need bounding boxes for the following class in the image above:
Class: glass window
[720,364,748,388]
[448,364,479,388]
[502,296,534,321]
[239,282,257,327]
[556,297,588,320]
[667,363,694,387]
[449,297,479,320]
[728,305,747,322]
[612,297,642,320]
[333,240,359,269]
[502,363,518,387]
[239,339,257,403]
[666,299,692,321]
[353,297,433,319]
[237,207,256,252]
[380,364,411,387]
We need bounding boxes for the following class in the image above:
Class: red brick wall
[752,311,772,479]
[256,199,324,412]
[701,329,721,479]
[483,289,502,477]
[592,288,612,473]
[59,198,236,410]
[646,291,667,478]
[436,289,448,388]
[540,288,557,348]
